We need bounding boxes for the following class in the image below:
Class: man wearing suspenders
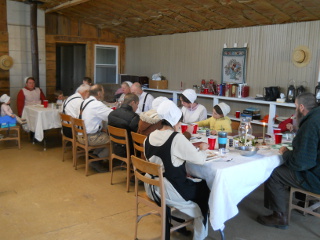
[63,84,90,118]
[61,84,90,138]
[77,84,113,146]
[130,82,154,114]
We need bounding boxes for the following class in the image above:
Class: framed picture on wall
[221,47,247,84]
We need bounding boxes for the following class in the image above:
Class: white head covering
[152,96,169,110]
[157,100,182,127]
[182,89,197,103]
[217,102,230,117]
[0,94,10,103]
[124,81,133,87]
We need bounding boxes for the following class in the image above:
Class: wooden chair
[59,113,76,165]
[131,132,146,159]
[73,118,109,176]
[108,125,132,192]
[131,155,193,240]
[288,187,320,223]
[0,125,21,149]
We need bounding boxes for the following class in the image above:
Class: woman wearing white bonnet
[180,89,207,123]
[144,100,210,239]
[117,81,133,104]
[196,102,232,135]
[137,96,168,136]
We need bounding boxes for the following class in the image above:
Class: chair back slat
[73,118,87,136]
[131,155,162,187]
[59,113,73,128]
[131,132,146,157]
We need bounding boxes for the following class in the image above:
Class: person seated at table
[54,89,65,105]
[0,94,15,118]
[130,82,154,114]
[278,113,298,133]
[144,99,210,240]
[180,89,207,123]
[82,76,93,86]
[257,93,320,229]
[17,77,46,117]
[196,102,232,135]
[108,93,140,157]
[117,81,132,104]
[77,84,113,172]
[137,96,168,136]
[62,84,90,138]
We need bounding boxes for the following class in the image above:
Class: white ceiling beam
[45,0,90,13]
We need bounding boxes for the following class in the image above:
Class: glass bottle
[238,117,252,145]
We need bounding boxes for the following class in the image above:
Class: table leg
[219,229,225,240]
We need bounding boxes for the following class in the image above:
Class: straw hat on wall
[0,55,14,70]
[292,46,311,67]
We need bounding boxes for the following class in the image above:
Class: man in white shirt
[130,82,154,114]
[63,84,90,118]
[77,84,113,146]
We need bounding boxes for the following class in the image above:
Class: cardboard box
[149,80,168,89]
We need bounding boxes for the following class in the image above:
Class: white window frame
[94,44,119,84]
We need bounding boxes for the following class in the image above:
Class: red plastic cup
[181,123,188,133]
[43,100,48,108]
[208,136,216,150]
[192,124,198,134]
[273,128,281,134]
[274,133,283,144]
[111,107,116,110]
[235,111,241,118]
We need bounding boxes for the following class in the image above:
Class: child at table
[196,102,232,135]
[0,94,15,118]
[1,94,28,128]
[54,90,65,105]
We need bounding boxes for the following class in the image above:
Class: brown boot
[257,211,288,229]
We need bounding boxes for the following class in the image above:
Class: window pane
[96,47,116,64]
[96,66,116,83]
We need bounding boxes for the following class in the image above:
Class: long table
[22,105,62,142]
[186,141,283,231]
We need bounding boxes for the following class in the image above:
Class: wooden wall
[45,13,125,100]
[0,0,9,97]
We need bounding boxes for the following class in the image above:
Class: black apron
[145,131,210,236]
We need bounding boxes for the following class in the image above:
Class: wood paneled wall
[45,13,125,100]
[0,0,9,97]
[125,20,320,98]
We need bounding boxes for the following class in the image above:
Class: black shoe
[257,211,288,229]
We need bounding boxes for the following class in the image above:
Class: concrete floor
[0,130,319,240]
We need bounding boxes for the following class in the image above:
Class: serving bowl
[235,146,259,156]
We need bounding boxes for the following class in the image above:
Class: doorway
[56,44,86,96]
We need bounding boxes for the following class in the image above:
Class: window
[94,45,119,84]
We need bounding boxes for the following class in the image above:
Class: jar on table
[238,117,252,145]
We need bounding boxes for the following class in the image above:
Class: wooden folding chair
[59,113,76,165]
[288,187,320,223]
[131,155,193,240]
[0,125,21,149]
[131,132,146,159]
[73,118,109,176]
[108,125,132,192]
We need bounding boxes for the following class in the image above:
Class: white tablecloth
[22,105,62,142]
[186,143,283,231]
